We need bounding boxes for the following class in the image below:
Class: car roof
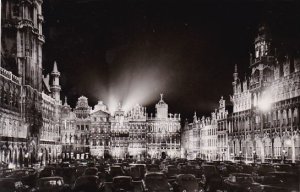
[0,178,19,182]
[113,176,132,179]
[177,174,196,179]
[145,172,165,176]
[230,173,252,177]
[38,176,63,180]
[86,167,98,170]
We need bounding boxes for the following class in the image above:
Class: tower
[250,24,275,85]
[232,64,239,94]
[155,94,168,119]
[1,0,44,91]
[254,24,272,60]
[50,61,61,102]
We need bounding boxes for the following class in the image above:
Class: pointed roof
[64,96,68,106]
[42,74,51,93]
[54,61,58,72]
[51,61,60,75]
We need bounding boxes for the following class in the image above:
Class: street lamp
[258,91,273,163]
[258,91,272,112]
[239,151,242,163]
[24,153,29,167]
[38,152,43,166]
[282,149,286,164]
[253,150,257,164]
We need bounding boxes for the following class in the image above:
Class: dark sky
[42,0,300,120]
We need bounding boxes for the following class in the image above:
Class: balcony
[19,19,34,29]
[0,67,21,84]
[252,56,275,66]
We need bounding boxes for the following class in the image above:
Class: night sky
[42,0,300,120]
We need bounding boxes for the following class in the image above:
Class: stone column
[261,138,265,163]
[292,136,295,163]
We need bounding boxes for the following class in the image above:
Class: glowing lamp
[285,139,292,146]
[258,97,271,111]
[258,90,273,112]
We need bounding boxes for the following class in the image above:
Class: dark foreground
[0,158,299,192]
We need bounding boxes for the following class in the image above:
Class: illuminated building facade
[60,97,76,160]
[181,97,229,161]
[181,120,194,159]
[199,114,218,161]
[90,101,110,158]
[61,94,181,160]
[0,0,62,167]
[216,97,229,161]
[228,25,300,163]
[147,95,181,159]
[127,104,147,159]
[110,103,129,159]
[73,96,91,159]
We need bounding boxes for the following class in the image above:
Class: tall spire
[193,111,197,123]
[160,93,164,101]
[233,64,238,81]
[52,61,59,73]
[50,61,61,102]
[64,96,68,106]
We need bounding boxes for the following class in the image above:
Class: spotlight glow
[100,59,171,114]
[258,90,273,112]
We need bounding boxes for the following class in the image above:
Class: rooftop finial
[234,64,238,73]
[160,93,163,101]
[64,96,68,105]
[53,61,59,72]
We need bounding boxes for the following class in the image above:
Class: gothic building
[0,0,62,167]
[228,24,300,163]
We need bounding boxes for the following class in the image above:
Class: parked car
[38,166,56,178]
[129,164,146,181]
[111,176,135,192]
[84,167,99,176]
[56,167,77,184]
[200,165,223,192]
[73,175,104,192]
[146,164,160,172]
[163,165,178,179]
[30,176,71,192]
[256,164,275,176]
[142,172,173,192]
[0,168,13,177]
[223,173,259,192]
[6,168,38,187]
[253,172,300,192]
[0,178,30,192]
[172,174,204,192]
